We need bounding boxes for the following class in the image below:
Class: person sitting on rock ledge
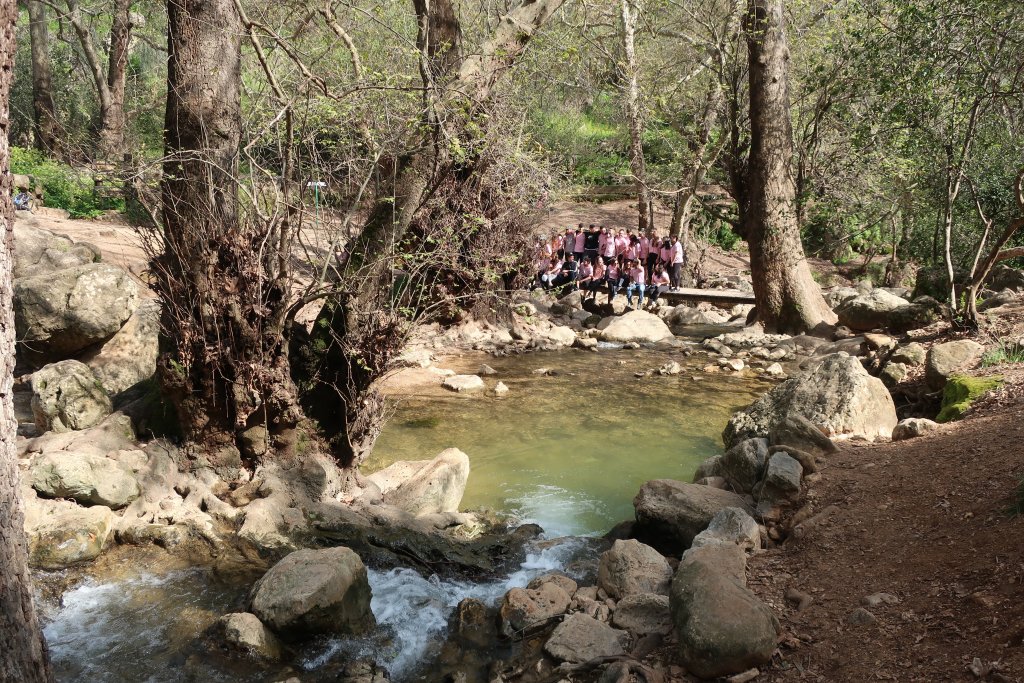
[646,262,671,307]
[626,258,646,309]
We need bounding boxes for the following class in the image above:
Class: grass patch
[981,340,1024,367]
[10,147,124,218]
[936,374,1004,423]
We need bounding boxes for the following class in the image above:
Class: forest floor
[748,367,1024,683]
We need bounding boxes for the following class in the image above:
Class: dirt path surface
[750,401,1024,683]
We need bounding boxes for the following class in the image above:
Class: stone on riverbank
[31,449,140,508]
[691,507,761,553]
[543,613,628,664]
[633,479,754,555]
[720,438,768,494]
[596,310,673,343]
[28,504,114,569]
[670,544,779,679]
[442,374,485,392]
[892,417,941,440]
[835,289,939,332]
[31,360,113,433]
[250,547,375,638]
[597,539,672,598]
[723,353,896,449]
[611,593,672,635]
[220,612,283,661]
[768,415,838,457]
[499,582,572,637]
[80,299,160,396]
[366,448,470,516]
[13,219,100,278]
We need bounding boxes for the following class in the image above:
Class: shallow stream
[39,344,768,682]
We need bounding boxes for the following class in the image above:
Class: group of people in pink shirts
[535,224,687,309]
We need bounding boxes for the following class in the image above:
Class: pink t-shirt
[593,261,605,280]
[614,235,629,255]
[625,244,638,260]
[639,237,650,259]
[606,264,619,280]
[629,266,645,286]
[578,262,593,279]
[671,240,685,264]
[652,271,670,286]
[660,246,671,262]
[602,235,616,258]
[574,233,586,252]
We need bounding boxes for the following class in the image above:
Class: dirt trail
[750,399,1024,683]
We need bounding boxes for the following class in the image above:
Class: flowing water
[368,346,767,536]
[39,345,767,682]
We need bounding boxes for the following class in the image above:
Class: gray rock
[543,613,628,664]
[31,450,140,508]
[597,539,672,599]
[691,454,723,483]
[367,448,470,516]
[81,300,160,396]
[670,544,779,679]
[611,593,672,635]
[250,547,375,638]
[759,452,802,504]
[847,607,877,626]
[478,363,497,376]
[493,381,509,396]
[835,289,938,332]
[441,374,485,392]
[720,438,769,494]
[925,340,984,391]
[28,505,113,569]
[220,612,282,661]
[988,264,1024,292]
[15,263,139,366]
[890,342,926,367]
[633,479,754,555]
[596,310,673,343]
[861,593,900,608]
[658,361,682,376]
[891,418,940,441]
[31,360,113,433]
[880,362,908,388]
[499,582,571,637]
[723,353,897,448]
[691,507,761,553]
[768,415,837,457]
[13,219,100,278]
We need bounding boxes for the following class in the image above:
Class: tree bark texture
[620,0,649,233]
[159,0,300,466]
[0,0,54,676]
[26,0,61,157]
[743,0,835,333]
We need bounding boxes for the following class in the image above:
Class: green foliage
[981,340,1024,368]
[936,374,1003,423]
[1008,477,1024,517]
[10,147,123,218]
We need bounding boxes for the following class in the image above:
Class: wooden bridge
[658,287,756,306]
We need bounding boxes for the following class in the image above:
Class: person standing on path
[670,235,686,289]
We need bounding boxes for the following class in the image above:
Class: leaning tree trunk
[26,0,61,157]
[158,0,300,468]
[0,0,54,677]
[743,0,835,334]
[96,0,132,160]
[620,0,649,233]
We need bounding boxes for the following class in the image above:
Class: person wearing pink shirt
[573,227,586,262]
[614,229,629,257]
[659,237,672,266]
[600,228,616,264]
[646,262,671,306]
[585,256,606,299]
[625,259,646,308]
[605,260,622,303]
[670,236,686,289]
[639,233,650,270]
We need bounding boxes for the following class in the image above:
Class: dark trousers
[670,263,683,288]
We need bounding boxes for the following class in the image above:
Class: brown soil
[748,395,1024,683]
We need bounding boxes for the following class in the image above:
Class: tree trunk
[159,0,300,467]
[26,0,61,157]
[97,0,132,160]
[620,0,649,233]
[743,0,835,333]
[0,0,54,676]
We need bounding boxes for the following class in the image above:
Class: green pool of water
[367,347,767,537]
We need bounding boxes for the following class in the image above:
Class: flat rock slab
[543,613,628,664]
[442,374,485,392]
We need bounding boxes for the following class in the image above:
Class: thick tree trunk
[620,0,649,233]
[26,0,61,157]
[159,0,299,467]
[97,0,132,160]
[0,1,54,677]
[743,0,835,333]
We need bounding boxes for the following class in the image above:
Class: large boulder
[543,613,628,664]
[366,448,470,516]
[723,353,897,449]
[633,479,754,555]
[81,299,160,396]
[925,340,984,391]
[719,438,768,494]
[15,263,139,366]
[498,582,572,637]
[597,539,672,599]
[250,547,375,638]
[13,220,100,278]
[596,310,673,343]
[28,505,114,569]
[31,360,113,433]
[31,450,140,508]
[670,545,779,679]
[691,507,761,553]
[835,289,939,332]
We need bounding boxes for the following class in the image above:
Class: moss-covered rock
[936,374,1003,423]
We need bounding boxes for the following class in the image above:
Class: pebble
[861,593,900,608]
[847,607,877,626]
[494,381,509,396]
